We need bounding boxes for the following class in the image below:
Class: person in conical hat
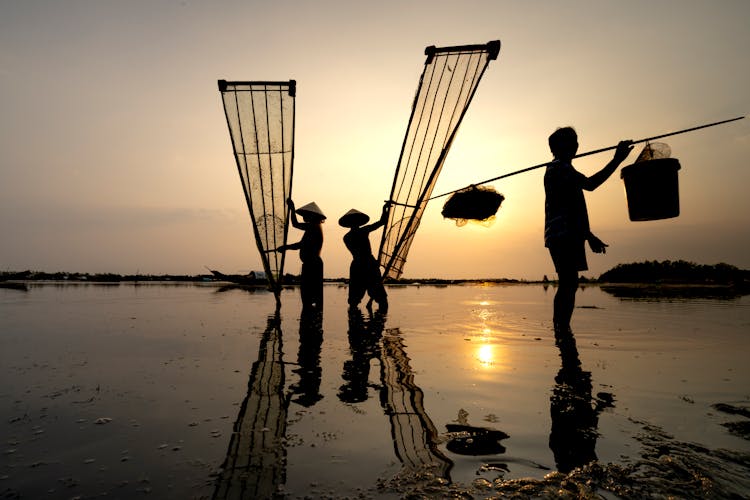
[274,199,325,309]
[295,201,326,221]
[338,209,370,228]
[339,201,390,312]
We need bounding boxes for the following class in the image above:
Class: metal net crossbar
[378,42,499,279]
[218,80,296,295]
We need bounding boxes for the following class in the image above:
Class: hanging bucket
[620,158,681,221]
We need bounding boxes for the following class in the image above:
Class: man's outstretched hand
[588,234,608,254]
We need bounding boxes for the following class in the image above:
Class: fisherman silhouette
[338,201,390,312]
[549,327,614,473]
[544,127,633,331]
[274,199,325,310]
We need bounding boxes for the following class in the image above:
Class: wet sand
[1,282,749,498]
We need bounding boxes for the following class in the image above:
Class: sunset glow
[1,2,747,278]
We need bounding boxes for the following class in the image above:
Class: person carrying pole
[544,127,633,332]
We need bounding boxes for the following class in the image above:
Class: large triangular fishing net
[218,80,295,296]
[377,41,500,279]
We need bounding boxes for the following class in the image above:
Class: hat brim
[297,209,326,221]
[338,213,370,227]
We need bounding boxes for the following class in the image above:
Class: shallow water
[1,282,749,499]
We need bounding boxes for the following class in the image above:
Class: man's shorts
[548,239,588,273]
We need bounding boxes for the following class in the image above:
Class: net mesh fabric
[635,142,671,162]
[378,43,499,279]
[220,82,295,292]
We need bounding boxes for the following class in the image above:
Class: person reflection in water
[339,311,453,480]
[549,328,614,473]
[289,307,324,407]
[338,309,385,403]
[338,201,390,313]
[544,127,632,331]
[274,199,325,310]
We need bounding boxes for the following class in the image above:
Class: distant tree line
[0,271,205,282]
[3,261,748,285]
[598,260,748,284]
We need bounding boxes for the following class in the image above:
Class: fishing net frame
[218,80,296,299]
[377,41,501,280]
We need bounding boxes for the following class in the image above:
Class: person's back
[299,222,323,262]
[544,159,590,248]
[343,226,376,262]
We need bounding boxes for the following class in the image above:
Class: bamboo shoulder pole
[430,116,745,201]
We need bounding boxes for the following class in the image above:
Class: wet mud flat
[1,282,749,498]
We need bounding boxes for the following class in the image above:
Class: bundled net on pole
[377,41,501,280]
[441,185,505,226]
[218,80,295,298]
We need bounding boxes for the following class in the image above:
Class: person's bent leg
[303,258,324,310]
[369,284,388,313]
[366,262,388,313]
[348,263,367,309]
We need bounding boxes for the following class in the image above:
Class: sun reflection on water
[477,343,495,366]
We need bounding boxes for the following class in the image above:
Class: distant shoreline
[3,278,748,300]
[2,260,748,290]
[3,276,747,288]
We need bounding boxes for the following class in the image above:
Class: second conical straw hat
[295,201,326,220]
[338,209,370,228]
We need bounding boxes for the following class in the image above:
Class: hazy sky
[1,0,748,280]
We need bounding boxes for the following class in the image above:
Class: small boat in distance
[0,270,31,291]
[208,268,267,287]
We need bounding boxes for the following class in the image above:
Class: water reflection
[289,307,324,407]
[339,309,383,403]
[213,313,288,499]
[0,282,28,291]
[380,328,453,479]
[214,284,270,295]
[600,284,747,301]
[476,343,495,366]
[339,311,453,480]
[549,328,614,473]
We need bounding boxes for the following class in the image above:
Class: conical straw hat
[338,209,370,228]
[296,201,326,220]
